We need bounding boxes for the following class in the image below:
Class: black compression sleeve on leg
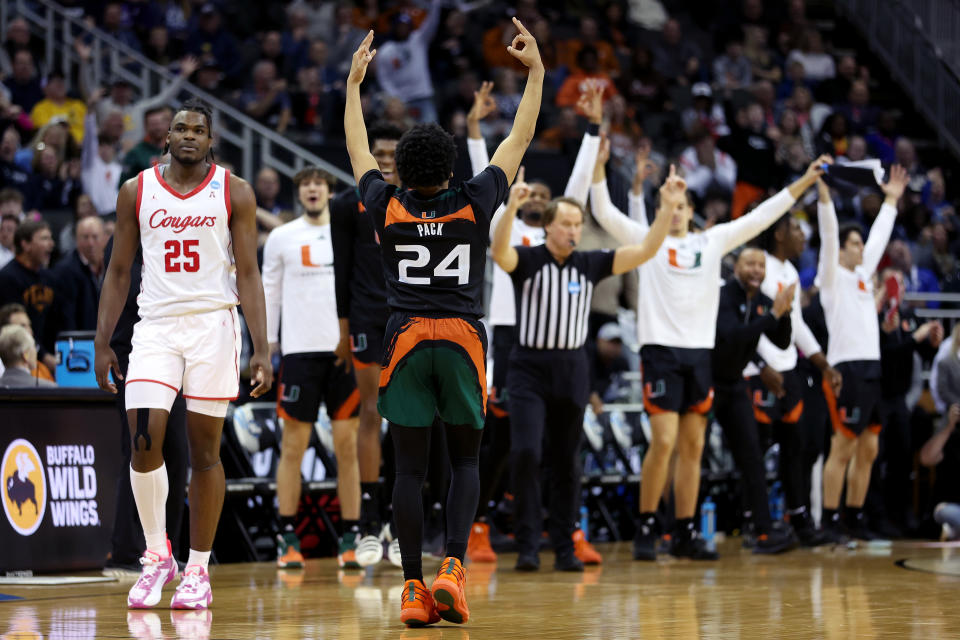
[390,422,431,582]
[444,424,483,562]
[134,408,152,452]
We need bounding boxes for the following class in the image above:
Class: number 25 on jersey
[165,239,200,272]
[397,244,470,285]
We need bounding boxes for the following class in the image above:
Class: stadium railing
[1,0,354,185]
[837,0,960,161]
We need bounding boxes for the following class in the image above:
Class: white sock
[130,464,168,556]
[187,549,211,572]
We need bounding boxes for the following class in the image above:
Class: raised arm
[230,174,274,397]
[345,31,380,182]
[412,0,443,44]
[94,177,140,393]
[589,136,646,244]
[491,167,530,273]
[489,18,544,183]
[466,80,496,176]
[610,167,680,274]
[863,164,908,276]
[816,178,839,291]
[563,82,603,204]
[628,140,656,229]
[717,155,832,254]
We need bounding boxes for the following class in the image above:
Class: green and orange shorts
[378,312,488,430]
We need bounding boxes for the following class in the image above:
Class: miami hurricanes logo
[2,439,47,536]
[667,247,702,270]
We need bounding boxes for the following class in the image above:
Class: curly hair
[394,123,457,189]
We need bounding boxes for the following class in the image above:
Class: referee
[491,167,674,571]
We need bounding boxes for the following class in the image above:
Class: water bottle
[701,497,716,553]
[579,506,589,538]
[769,481,784,522]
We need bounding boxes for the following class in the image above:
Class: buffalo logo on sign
[2,439,47,535]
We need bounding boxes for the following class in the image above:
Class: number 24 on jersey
[396,244,470,285]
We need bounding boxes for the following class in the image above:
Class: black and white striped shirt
[510,245,615,350]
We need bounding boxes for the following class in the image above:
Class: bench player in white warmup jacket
[816,167,908,542]
[95,99,273,610]
[590,151,832,559]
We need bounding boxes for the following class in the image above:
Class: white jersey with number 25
[136,163,238,319]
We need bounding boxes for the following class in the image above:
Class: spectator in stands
[0,324,55,388]
[0,301,52,380]
[382,96,415,133]
[886,239,940,298]
[255,167,291,217]
[925,222,959,284]
[288,0,335,42]
[193,61,222,93]
[682,83,730,138]
[187,3,243,86]
[81,93,121,216]
[680,129,737,200]
[329,5,367,80]
[429,9,482,87]
[815,112,850,158]
[238,60,292,134]
[606,95,643,167]
[619,45,667,114]
[0,126,30,193]
[652,18,702,85]
[836,80,877,135]
[743,23,781,84]
[0,188,26,222]
[535,107,582,155]
[0,214,16,268]
[29,70,86,145]
[7,50,43,114]
[77,39,196,146]
[143,25,185,68]
[58,193,96,255]
[563,16,620,79]
[53,216,104,332]
[119,106,171,184]
[816,54,859,105]
[866,111,898,165]
[924,168,953,222]
[713,31,752,91]
[98,1,142,52]
[483,11,521,71]
[251,30,297,83]
[0,220,58,359]
[290,66,337,142]
[303,40,343,95]
[895,137,924,180]
[752,80,777,127]
[720,102,777,218]
[375,0,442,123]
[15,119,77,178]
[3,17,44,71]
[26,144,80,211]
[787,29,835,82]
[556,47,619,112]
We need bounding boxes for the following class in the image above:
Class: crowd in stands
[0,0,958,538]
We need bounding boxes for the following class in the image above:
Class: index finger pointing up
[512,16,531,36]
[361,29,374,48]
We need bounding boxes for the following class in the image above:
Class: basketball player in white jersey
[95,99,273,610]
[816,167,908,542]
[590,147,832,559]
[262,167,362,570]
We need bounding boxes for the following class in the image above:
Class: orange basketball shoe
[572,529,603,565]
[400,579,440,627]
[466,522,497,563]
[431,557,469,624]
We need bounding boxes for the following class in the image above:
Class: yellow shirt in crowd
[30,99,88,144]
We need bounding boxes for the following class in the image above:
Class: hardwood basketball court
[2,539,959,639]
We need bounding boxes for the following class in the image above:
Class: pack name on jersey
[148,208,218,234]
[417,222,444,236]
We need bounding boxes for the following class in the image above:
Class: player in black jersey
[345,23,543,627]
[331,121,404,567]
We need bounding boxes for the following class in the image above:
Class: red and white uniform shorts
[125,307,241,418]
